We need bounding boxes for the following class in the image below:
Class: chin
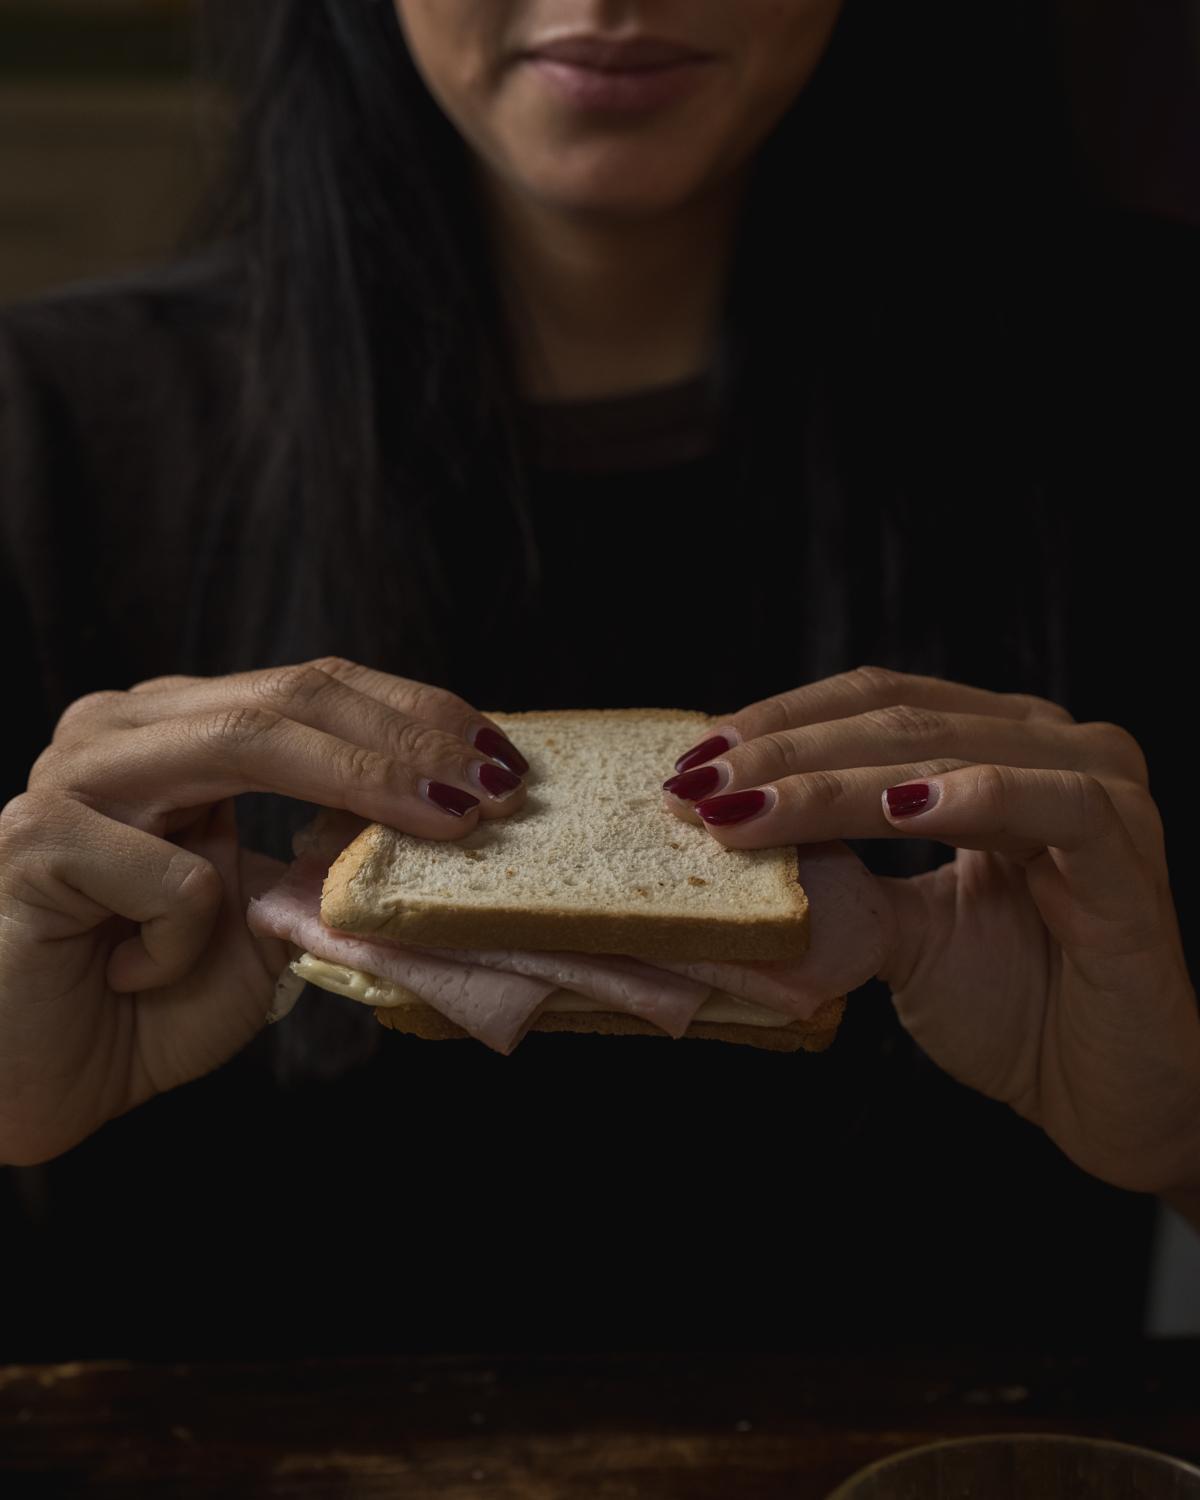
[519,149,718,219]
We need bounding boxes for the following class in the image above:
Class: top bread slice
[321,709,810,962]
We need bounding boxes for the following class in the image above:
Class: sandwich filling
[248,848,838,1054]
[285,953,799,1028]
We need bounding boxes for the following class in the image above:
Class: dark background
[1,0,1198,1353]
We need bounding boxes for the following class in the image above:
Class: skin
[661,669,1200,1214]
[0,660,532,1165]
[396,0,845,397]
[3,3,1197,1228]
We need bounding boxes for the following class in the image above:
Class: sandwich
[249,710,851,1054]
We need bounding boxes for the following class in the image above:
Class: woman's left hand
[663,666,1200,1198]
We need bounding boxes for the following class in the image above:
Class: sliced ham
[416,947,709,1038]
[248,858,555,1055]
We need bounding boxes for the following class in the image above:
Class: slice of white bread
[322,709,809,962]
[373,997,845,1053]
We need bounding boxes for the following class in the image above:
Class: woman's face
[395,1,845,216]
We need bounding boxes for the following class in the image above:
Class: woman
[1,0,1197,1356]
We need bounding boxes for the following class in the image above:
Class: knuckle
[306,654,356,681]
[252,663,332,713]
[53,689,125,740]
[26,741,66,790]
[339,741,396,790]
[846,663,905,704]
[405,679,473,729]
[128,674,193,694]
[1011,692,1075,725]
[748,697,795,737]
[754,731,805,776]
[1042,768,1114,835]
[798,769,852,814]
[1109,776,1162,826]
[196,706,281,753]
[922,758,971,779]
[0,791,52,854]
[1072,770,1116,824]
[1081,721,1149,784]
[865,702,946,741]
[390,716,459,766]
[165,850,223,910]
[972,763,1010,815]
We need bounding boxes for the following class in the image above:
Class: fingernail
[675,732,736,774]
[473,761,522,799]
[474,727,529,776]
[663,765,724,801]
[695,789,771,826]
[425,780,480,817]
[884,782,938,819]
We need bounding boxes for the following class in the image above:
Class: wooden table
[2,1346,1198,1497]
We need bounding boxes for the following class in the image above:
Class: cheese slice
[284,951,798,1029]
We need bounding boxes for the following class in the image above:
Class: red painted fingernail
[695,789,769,826]
[885,782,934,818]
[663,766,722,801]
[474,727,529,776]
[426,781,480,817]
[475,762,522,798]
[674,734,734,774]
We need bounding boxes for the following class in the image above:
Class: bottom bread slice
[373,998,844,1053]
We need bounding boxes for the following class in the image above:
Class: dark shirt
[0,216,1196,1359]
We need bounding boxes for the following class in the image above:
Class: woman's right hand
[0,657,530,1166]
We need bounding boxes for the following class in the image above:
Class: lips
[523,35,714,72]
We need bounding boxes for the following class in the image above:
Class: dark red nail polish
[426,781,480,817]
[674,734,733,774]
[474,728,529,776]
[663,766,722,801]
[695,789,769,826]
[885,783,931,818]
[476,762,522,798]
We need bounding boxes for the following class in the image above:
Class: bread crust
[372,994,846,1054]
[322,708,809,962]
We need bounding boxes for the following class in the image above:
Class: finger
[0,792,224,993]
[692,762,1164,950]
[313,660,530,774]
[663,710,1149,813]
[689,758,1138,865]
[878,767,1178,987]
[34,709,494,840]
[128,659,531,775]
[670,664,1074,772]
[689,761,971,845]
[114,663,525,816]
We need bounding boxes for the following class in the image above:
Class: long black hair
[186,0,1088,699]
